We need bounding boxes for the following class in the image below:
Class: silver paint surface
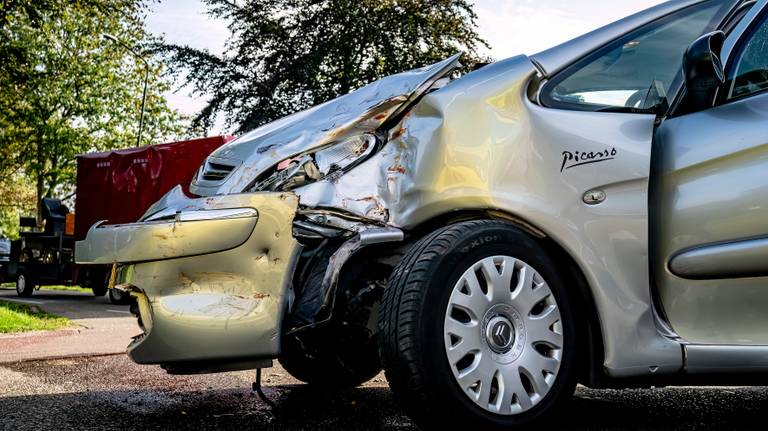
[685,345,768,372]
[653,91,768,345]
[669,236,768,279]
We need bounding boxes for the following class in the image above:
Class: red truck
[6,136,233,303]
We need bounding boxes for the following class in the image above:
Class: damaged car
[77,0,768,428]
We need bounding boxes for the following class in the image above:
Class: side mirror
[683,31,726,110]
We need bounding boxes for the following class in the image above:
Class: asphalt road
[1,289,767,430]
[2,354,768,431]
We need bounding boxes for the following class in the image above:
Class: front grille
[201,160,236,182]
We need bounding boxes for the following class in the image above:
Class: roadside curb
[0,327,83,340]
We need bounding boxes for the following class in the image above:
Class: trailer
[5,136,233,303]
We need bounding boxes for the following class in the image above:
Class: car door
[652,1,768,348]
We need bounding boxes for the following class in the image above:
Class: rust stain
[388,153,406,173]
[391,127,406,140]
[178,272,193,288]
[253,292,269,299]
[272,257,281,264]
[153,232,171,240]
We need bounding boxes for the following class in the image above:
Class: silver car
[77,0,768,428]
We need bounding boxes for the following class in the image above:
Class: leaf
[162,0,491,134]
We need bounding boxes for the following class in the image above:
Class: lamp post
[102,33,149,148]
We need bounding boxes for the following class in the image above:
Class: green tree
[0,0,184,228]
[161,0,489,133]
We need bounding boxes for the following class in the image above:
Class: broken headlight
[252,134,377,191]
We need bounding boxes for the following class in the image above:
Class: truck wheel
[379,221,580,430]
[16,270,35,297]
[108,288,133,305]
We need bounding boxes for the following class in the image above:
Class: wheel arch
[403,208,606,386]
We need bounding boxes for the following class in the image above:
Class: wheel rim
[443,255,563,415]
[16,274,26,294]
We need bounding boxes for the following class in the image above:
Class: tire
[379,220,580,430]
[16,270,35,297]
[279,329,381,389]
[279,252,384,389]
[108,288,133,305]
[88,270,110,297]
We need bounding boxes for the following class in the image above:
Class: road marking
[106,309,131,314]
[1,298,44,305]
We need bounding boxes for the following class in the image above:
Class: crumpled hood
[189,53,463,196]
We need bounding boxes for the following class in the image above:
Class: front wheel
[379,220,580,429]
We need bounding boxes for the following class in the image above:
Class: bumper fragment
[76,192,301,367]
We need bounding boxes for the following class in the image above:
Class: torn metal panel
[78,193,301,367]
[189,54,463,197]
[293,55,538,226]
[287,227,403,334]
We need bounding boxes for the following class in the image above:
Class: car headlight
[251,134,377,192]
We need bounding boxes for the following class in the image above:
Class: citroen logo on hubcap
[485,316,515,352]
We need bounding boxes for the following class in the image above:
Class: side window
[726,13,768,100]
[541,1,727,113]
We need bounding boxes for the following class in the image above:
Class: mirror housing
[683,31,726,111]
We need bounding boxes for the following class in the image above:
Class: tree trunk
[36,135,44,229]
[36,173,43,229]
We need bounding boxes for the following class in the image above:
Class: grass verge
[40,285,91,293]
[0,301,69,333]
[0,283,91,293]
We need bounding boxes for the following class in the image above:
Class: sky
[146,0,666,134]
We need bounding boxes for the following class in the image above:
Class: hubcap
[16,275,25,293]
[443,255,563,415]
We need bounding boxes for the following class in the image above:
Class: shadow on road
[3,384,768,430]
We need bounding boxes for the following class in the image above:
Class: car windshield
[543,1,730,113]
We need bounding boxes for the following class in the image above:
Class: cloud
[472,0,665,59]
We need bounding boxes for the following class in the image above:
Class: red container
[74,136,233,240]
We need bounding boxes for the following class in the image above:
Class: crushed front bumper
[75,192,301,369]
